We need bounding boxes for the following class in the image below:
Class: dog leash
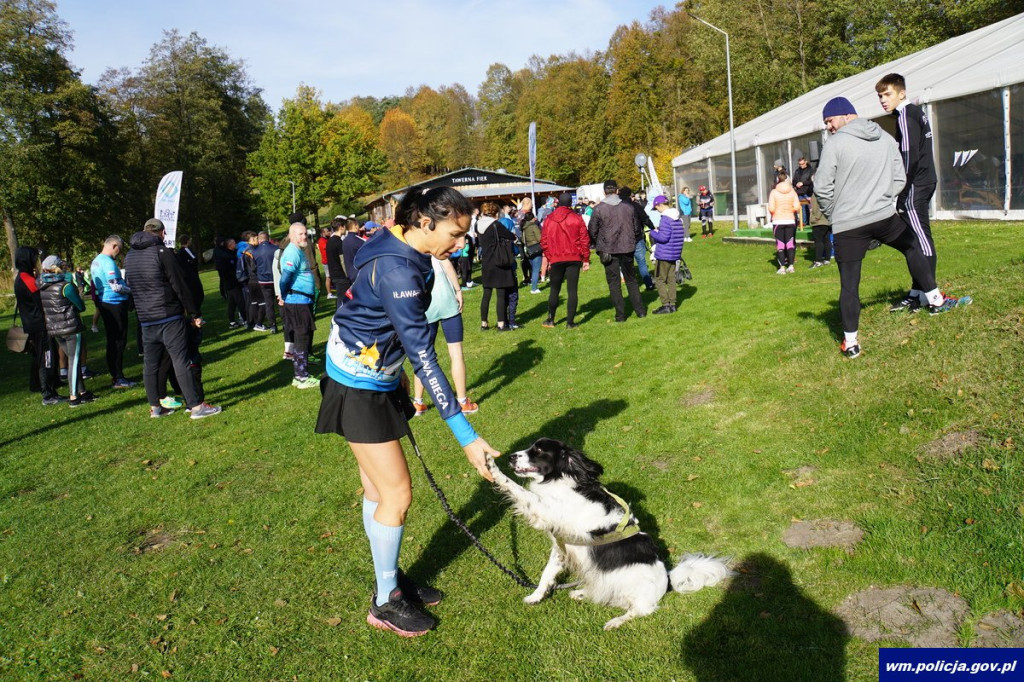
[405,427,577,591]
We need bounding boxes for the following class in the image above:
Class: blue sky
[56,0,670,109]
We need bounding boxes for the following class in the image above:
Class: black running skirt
[315,376,415,443]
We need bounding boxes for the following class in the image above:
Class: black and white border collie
[486,438,732,630]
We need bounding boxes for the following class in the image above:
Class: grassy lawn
[0,221,1021,681]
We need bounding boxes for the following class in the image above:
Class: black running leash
[404,428,540,589]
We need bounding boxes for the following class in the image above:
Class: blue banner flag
[879,648,1023,681]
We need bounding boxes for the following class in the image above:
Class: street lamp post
[634,153,647,193]
[688,13,739,232]
[287,180,296,213]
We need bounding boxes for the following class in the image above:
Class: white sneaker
[776,267,786,275]
[786,265,795,274]
[530,289,541,294]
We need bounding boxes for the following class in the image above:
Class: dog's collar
[588,490,640,546]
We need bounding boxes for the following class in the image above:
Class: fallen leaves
[325,617,342,627]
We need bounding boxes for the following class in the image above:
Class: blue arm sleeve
[376,263,478,447]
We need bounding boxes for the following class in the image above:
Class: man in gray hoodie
[814,97,968,359]
[588,179,646,322]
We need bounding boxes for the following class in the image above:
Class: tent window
[935,90,1006,212]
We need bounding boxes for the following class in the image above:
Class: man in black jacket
[324,217,347,307]
[589,180,646,322]
[792,157,814,227]
[212,236,244,326]
[619,186,656,291]
[124,218,221,419]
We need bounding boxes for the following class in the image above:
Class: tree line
[3,0,1020,269]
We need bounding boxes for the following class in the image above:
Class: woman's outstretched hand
[464,438,500,481]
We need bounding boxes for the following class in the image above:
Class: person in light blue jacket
[677,187,694,241]
[278,223,319,388]
[90,235,134,388]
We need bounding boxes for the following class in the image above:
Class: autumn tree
[100,29,268,252]
[378,108,423,187]
[0,0,127,265]
[248,86,386,224]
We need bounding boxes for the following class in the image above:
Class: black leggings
[811,225,832,262]
[480,287,508,325]
[837,226,933,334]
[774,224,796,267]
[547,261,581,324]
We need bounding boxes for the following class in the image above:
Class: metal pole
[689,14,739,232]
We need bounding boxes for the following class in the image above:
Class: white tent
[672,12,1024,220]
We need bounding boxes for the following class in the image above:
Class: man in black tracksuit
[876,73,938,312]
[124,218,220,419]
[324,217,348,307]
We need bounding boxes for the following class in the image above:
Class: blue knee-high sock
[366,513,404,606]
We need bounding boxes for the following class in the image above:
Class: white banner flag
[528,122,537,213]
[154,171,183,248]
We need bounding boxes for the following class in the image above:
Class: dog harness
[587,490,641,546]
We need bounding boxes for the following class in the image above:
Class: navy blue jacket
[252,241,277,283]
[325,229,476,446]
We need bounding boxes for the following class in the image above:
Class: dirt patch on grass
[131,528,179,555]
[920,430,984,461]
[836,586,969,647]
[679,388,714,407]
[782,520,863,549]
[650,460,671,472]
[973,611,1024,647]
[782,465,817,478]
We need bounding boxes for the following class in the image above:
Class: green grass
[1,221,1022,681]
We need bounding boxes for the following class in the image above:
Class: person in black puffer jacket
[124,218,220,419]
[14,246,61,403]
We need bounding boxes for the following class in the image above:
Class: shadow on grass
[470,339,544,404]
[681,553,848,682]
[797,287,906,341]
[404,398,628,590]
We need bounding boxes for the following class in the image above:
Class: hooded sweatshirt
[14,247,46,334]
[768,180,802,225]
[325,228,476,447]
[814,117,906,234]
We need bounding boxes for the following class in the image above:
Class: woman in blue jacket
[316,186,499,638]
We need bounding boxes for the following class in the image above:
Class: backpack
[236,251,253,283]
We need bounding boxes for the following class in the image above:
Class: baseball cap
[603,179,618,193]
[144,218,165,232]
[652,195,670,206]
[42,255,64,270]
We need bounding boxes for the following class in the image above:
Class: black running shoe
[367,588,436,637]
[889,294,920,313]
[398,570,443,606]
